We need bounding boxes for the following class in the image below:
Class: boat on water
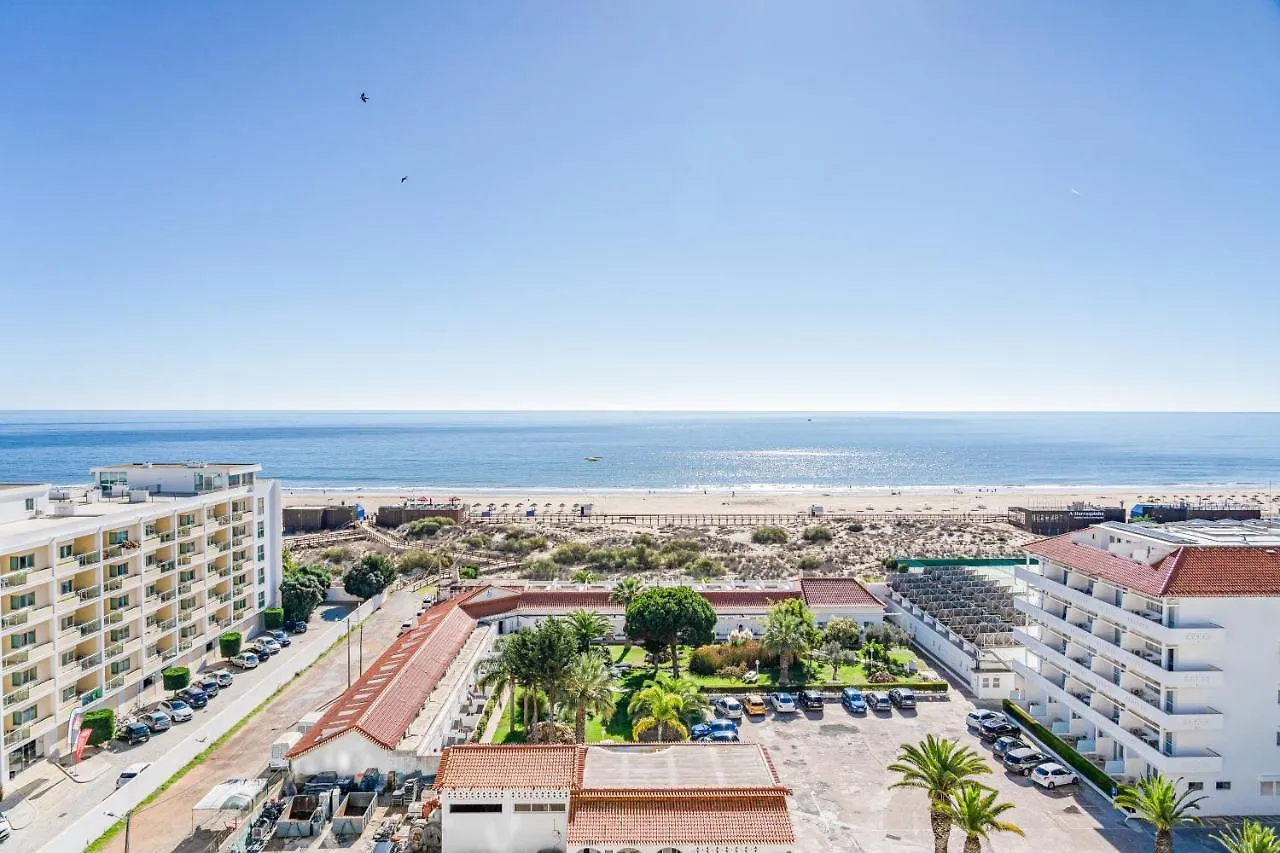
[584,456,601,462]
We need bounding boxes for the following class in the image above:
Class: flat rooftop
[0,488,228,539]
[90,462,261,471]
[1095,519,1280,546]
[580,743,779,790]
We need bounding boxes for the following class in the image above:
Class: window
[991,677,1000,688]
[58,544,74,560]
[60,580,74,596]
[110,628,130,643]
[449,804,502,814]
[61,686,78,702]
[12,707,37,726]
[513,803,566,813]
[107,530,128,546]
[257,521,265,539]
[109,564,128,578]
[257,545,265,562]
[1216,781,1231,791]
[10,631,36,650]
[1262,781,1280,796]
[59,616,74,632]
[12,667,36,688]
[257,568,265,585]
[61,650,76,666]
[257,592,266,609]
[9,593,35,610]
[111,596,130,610]
[1186,782,1203,792]
[110,660,131,675]
[257,498,264,514]
[8,554,34,571]
[24,498,34,511]
[179,513,196,527]
[981,677,990,688]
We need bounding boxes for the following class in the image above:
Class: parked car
[256,638,282,655]
[139,711,171,733]
[251,641,275,659]
[888,688,916,709]
[713,697,745,720]
[703,729,740,742]
[867,692,893,713]
[157,699,193,722]
[1003,747,1050,775]
[992,735,1028,757]
[1031,762,1079,789]
[979,719,1021,742]
[967,709,1005,729]
[743,694,767,716]
[177,687,208,708]
[116,762,151,787]
[267,630,291,647]
[0,809,11,841]
[398,622,413,635]
[286,620,308,633]
[116,722,151,745]
[208,669,234,687]
[768,692,797,713]
[840,687,868,714]
[231,652,259,669]
[198,678,221,697]
[798,690,825,711]
[691,719,739,740]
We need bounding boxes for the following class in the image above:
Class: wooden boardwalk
[467,512,1006,527]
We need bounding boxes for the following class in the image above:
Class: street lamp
[104,810,132,853]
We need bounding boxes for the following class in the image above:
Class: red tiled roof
[433,745,582,790]
[458,586,523,619]
[1025,536,1280,598]
[1158,546,1280,597]
[287,600,477,758]
[800,577,881,608]
[566,793,795,845]
[700,589,801,609]
[515,590,622,613]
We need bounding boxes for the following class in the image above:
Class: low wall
[376,506,467,527]
[39,591,388,853]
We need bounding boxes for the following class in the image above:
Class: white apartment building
[1011,520,1280,815]
[0,463,281,782]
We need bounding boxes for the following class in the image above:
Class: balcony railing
[158,531,175,543]
[106,675,125,691]
[156,560,176,573]
[178,640,193,652]
[105,642,124,660]
[178,582,193,594]
[77,619,102,635]
[4,687,30,707]
[79,653,102,669]
[77,586,101,601]
[158,618,176,631]
[77,551,101,567]
[2,611,30,628]
[104,577,124,592]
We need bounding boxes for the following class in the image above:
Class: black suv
[798,690,825,711]
[116,722,151,745]
[979,718,1021,742]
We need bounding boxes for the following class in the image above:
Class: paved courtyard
[733,695,1230,853]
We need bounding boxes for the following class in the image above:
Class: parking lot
[722,692,1224,853]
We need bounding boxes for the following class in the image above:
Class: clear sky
[3,1,1279,411]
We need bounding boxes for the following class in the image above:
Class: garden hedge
[162,666,190,692]
[692,679,948,693]
[83,708,115,745]
[219,632,242,658]
[263,608,284,630]
[1002,699,1115,794]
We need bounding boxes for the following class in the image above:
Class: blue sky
[3,1,1279,411]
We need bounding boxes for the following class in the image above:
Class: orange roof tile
[286,600,477,758]
[1024,534,1174,596]
[433,744,582,790]
[800,576,881,607]
[566,793,796,845]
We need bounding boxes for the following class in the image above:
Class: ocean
[1,411,1278,492]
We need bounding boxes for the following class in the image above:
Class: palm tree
[763,610,811,684]
[1216,820,1280,853]
[476,640,518,737]
[562,653,617,743]
[571,570,598,584]
[888,735,993,853]
[566,609,611,653]
[943,784,1024,853]
[1114,773,1204,853]
[611,577,643,609]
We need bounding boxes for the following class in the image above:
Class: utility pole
[359,623,363,676]
[345,617,351,688]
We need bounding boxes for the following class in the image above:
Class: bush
[716,664,747,680]
[752,526,789,545]
[458,565,480,580]
[219,632,242,658]
[83,708,115,745]
[550,542,590,565]
[689,645,724,676]
[460,533,492,549]
[802,526,833,544]
[520,558,559,581]
[162,666,190,692]
[797,555,822,572]
[344,553,393,600]
[846,523,865,533]
[398,549,442,574]
[405,517,455,538]
[495,533,547,554]
[822,617,862,650]
[864,623,910,649]
[1003,700,1114,792]
[631,533,657,548]
[689,641,778,675]
[319,546,350,563]
[263,608,284,630]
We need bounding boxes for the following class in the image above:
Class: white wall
[439,788,569,853]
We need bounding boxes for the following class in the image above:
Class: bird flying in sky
[360,92,369,103]
[401,176,408,183]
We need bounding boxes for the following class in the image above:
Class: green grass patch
[492,686,632,744]
[84,612,377,853]
[604,644,929,690]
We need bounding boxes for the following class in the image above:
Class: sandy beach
[282,484,1279,516]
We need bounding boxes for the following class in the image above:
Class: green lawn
[491,686,631,744]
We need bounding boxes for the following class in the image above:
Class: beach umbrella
[559,503,566,510]
[501,503,510,509]
[449,496,460,504]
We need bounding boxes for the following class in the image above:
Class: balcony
[79,652,102,670]
[214,592,233,605]
[4,678,56,708]
[3,643,53,669]
[155,560,176,574]
[2,604,53,630]
[77,618,102,635]
[178,639,194,652]
[104,642,124,661]
[158,531,175,543]
[77,585,101,601]
[107,605,140,625]
[179,611,196,624]
[77,551,101,567]
[105,675,126,692]
[0,567,53,589]
[177,524,204,539]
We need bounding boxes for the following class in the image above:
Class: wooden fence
[467,512,1006,527]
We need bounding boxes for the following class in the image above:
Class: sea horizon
[3,410,1279,491]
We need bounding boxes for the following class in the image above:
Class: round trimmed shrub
[162,666,190,692]
[751,526,789,545]
[263,608,284,630]
[83,708,115,745]
[219,632,242,658]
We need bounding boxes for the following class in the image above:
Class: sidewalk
[37,591,388,853]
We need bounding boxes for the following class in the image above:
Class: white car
[256,637,282,654]
[0,809,11,841]
[117,762,151,788]
[1031,762,1078,789]
[399,621,413,635]
[231,652,259,669]
[768,692,797,713]
[966,709,1005,729]
[713,697,745,720]
[158,699,194,722]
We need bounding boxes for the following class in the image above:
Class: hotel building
[0,463,281,782]
[1011,520,1280,815]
